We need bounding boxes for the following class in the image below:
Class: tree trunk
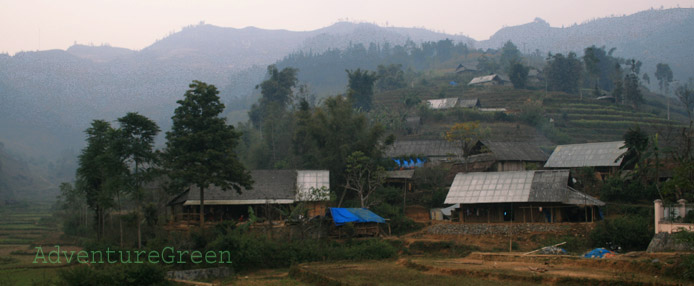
[199,186,205,229]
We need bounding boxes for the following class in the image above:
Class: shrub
[589,214,653,252]
[206,229,397,272]
[55,263,171,286]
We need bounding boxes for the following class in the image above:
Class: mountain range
[0,8,692,199]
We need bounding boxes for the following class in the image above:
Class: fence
[654,199,694,234]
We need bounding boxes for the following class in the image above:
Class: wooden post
[487,206,490,223]
[458,208,463,223]
[530,205,534,222]
[523,207,526,223]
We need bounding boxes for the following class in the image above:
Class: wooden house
[470,140,549,172]
[544,141,626,178]
[444,170,604,223]
[167,170,330,223]
[468,74,506,86]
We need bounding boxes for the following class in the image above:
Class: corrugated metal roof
[544,141,625,168]
[174,170,330,205]
[444,171,533,204]
[459,98,480,108]
[386,170,415,179]
[481,141,548,162]
[468,74,501,85]
[444,170,603,206]
[427,98,459,109]
[386,140,462,158]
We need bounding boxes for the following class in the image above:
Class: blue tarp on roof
[330,208,386,226]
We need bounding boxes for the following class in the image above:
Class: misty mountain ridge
[1,9,694,199]
[479,8,694,82]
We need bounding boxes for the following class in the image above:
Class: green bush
[600,177,658,203]
[206,229,397,272]
[665,255,694,282]
[589,214,653,252]
[370,203,422,235]
[56,263,171,286]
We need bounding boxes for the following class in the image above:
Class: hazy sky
[1,0,692,55]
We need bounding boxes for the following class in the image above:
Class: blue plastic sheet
[584,248,612,258]
[330,208,386,226]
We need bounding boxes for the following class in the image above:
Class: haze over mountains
[0,8,693,200]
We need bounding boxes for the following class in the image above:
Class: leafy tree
[676,86,694,121]
[164,81,253,227]
[583,46,602,88]
[292,96,392,202]
[114,112,159,248]
[346,69,378,111]
[642,73,650,86]
[76,120,118,240]
[545,52,582,94]
[509,61,529,89]
[344,151,386,208]
[655,63,674,95]
[375,64,406,92]
[499,41,521,72]
[445,122,490,172]
[622,59,643,108]
[476,55,498,74]
[249,65,298,127]
[56,182,88,236]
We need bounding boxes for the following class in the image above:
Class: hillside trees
[499,41,521,72]
[113,112,160,248]
[247,65,299,168]
[375,64,406,92]
[655,63,674,95]
[624,59,644,108]
[545,52,582,94]
[292,96,393,203]
[164,81,253,227]
[582,46,621,91]
[344,151,386,208]
[346,68,378,111]
[509,61,529,89]
[476,55,499,74]
[76,120,118,240]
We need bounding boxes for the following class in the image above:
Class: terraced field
[0,203,71,286]
[373,82,688,146]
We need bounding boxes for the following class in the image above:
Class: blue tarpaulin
[330,208,386,226]
[584,248,612,258]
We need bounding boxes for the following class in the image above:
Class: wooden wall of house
[454,203,579,223]
[494,161,525,172]
[306,201,327,218]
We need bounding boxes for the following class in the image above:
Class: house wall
[654,199,694,234]
[494,161,525,172]
[454,203,596,223]
[306,201,327,218]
